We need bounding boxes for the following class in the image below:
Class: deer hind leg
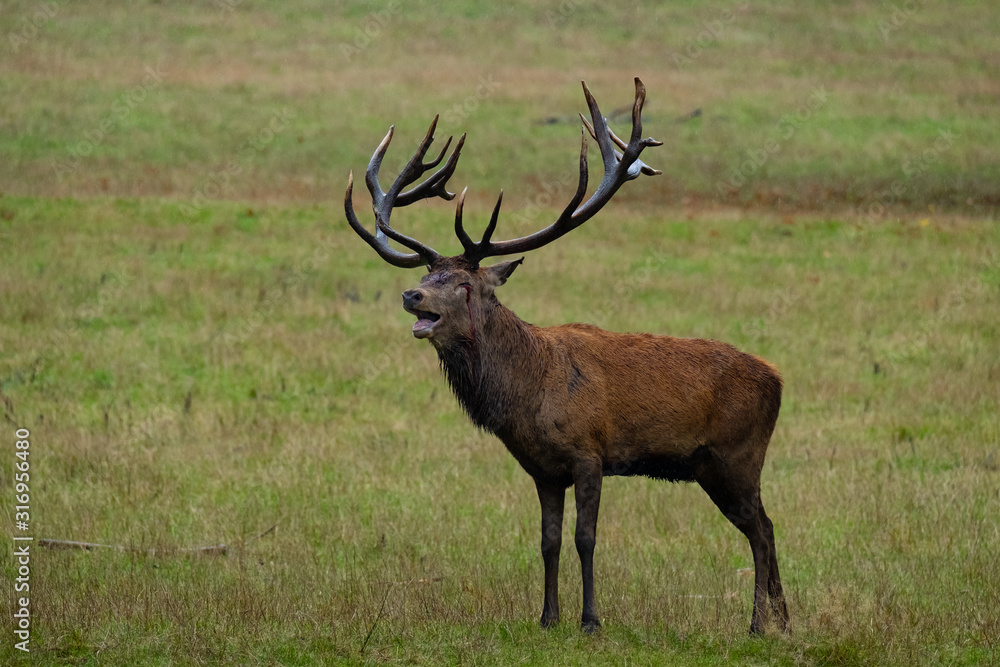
[573,461,603,633]
[696,467,772,635]
[535,480,565,628]
[758,501,790,632]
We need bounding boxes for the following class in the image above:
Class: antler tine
[398,133,466,206]
[460,78,661,265]
[580,80,662,177]
[454,188,507,265]
[480,190,504,246]
[345,171,428,269]
[364,121,442,264]
[581,79,619,175]
[453,188,476,256]
[375,211,438,258]
[564,129,592,218]
[582,113,624,151]
[626,78,663,176]
[370,115,442,205]
[350,115,474,269]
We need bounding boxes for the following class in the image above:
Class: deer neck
[434,298,544,434]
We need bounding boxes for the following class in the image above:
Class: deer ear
[485,258,523,287]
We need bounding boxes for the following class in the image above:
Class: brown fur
[400,254,791,635]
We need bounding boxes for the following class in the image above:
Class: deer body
[435,296,781,489]
[345,79,790,635]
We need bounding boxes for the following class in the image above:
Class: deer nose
[402,289,423,310]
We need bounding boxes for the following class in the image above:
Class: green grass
[1,1,999,665]
[2,0,999,212]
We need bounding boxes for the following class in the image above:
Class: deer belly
[602,447,710,482]
[599,412,711,482]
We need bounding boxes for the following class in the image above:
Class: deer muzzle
[402,289,440,338]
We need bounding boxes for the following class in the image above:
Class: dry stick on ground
[38,539,228,556]
[38,522,279,557]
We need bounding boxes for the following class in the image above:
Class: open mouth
[410,309,440,337]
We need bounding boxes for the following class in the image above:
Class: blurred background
[4,0,998,213]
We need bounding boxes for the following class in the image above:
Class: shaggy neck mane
[435,297,541,434]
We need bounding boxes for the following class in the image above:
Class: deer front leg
[535,480,565,628]
[573,461,603,632]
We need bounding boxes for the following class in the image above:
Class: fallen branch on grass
[38,538,227,556]
[37,521,280,557]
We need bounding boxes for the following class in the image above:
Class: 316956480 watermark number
[12,428,32,653]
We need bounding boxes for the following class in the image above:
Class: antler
[456,77,661,268]
[344,115,465,268]
[346,79,661,270]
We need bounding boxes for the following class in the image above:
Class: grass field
[2,1,999,665]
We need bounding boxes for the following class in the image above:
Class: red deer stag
[344,78,790,635]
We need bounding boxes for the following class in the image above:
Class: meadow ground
[1,1,998,665]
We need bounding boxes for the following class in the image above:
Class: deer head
[345,78,662,348]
